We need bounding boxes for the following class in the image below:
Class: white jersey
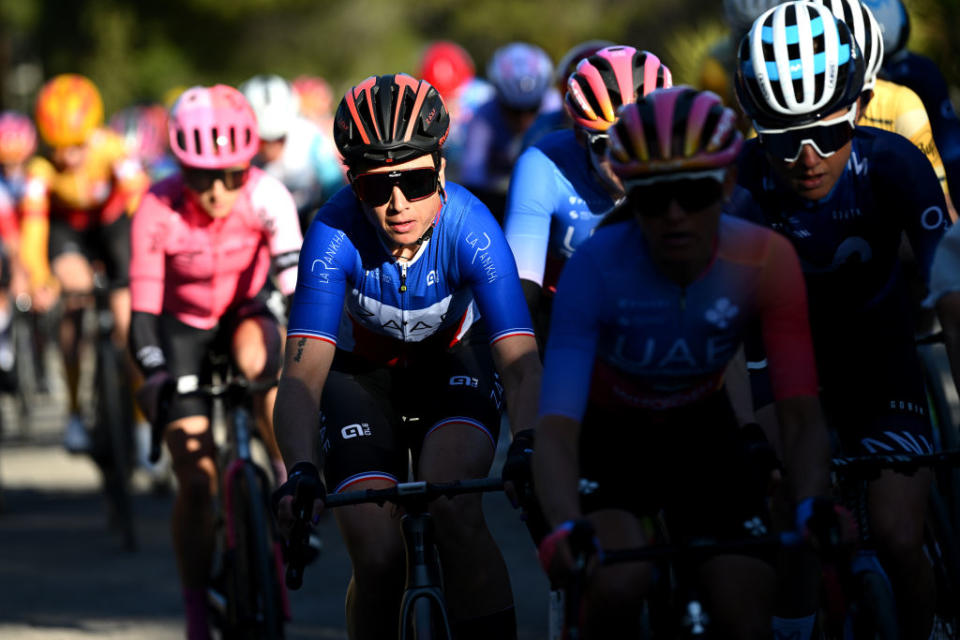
[257,116,344,214]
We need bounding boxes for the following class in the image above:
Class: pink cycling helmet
[608,86,743,179]
[0,110,37,165]
[168,85,259,169]
[565,47,673,132]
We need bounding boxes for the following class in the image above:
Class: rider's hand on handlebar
[795,496,857,558]
[538,518,601,587]
[272,461,326,539]
[136,370,173,427]
[502,428,535,510]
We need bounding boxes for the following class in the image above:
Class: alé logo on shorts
[705,298,739,329]
[341,423,372,439]
[449,375,479,388]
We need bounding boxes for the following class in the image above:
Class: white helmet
[486,42,554,111]
[723,0,784,40]
[861,0,909,61]
[239,74,299,141]
[811,0,883,90]
[735,1,866,129]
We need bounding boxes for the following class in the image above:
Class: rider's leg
[52,251,93,448]
[321,369,408,640]
[230,315,284,483]
[165,414,217,640]
[334,478,406,640]
[868,468,934,640]
[418,421,517,638]
[700,555,777,640]
[582,509,652,638]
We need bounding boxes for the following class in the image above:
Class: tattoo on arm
[294,337,307,362]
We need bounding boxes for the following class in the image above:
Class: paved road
[0,382,551,639]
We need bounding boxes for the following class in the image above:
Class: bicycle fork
[398,512,452,640]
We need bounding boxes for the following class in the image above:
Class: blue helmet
[486,42,554,111]
[861,0,909,61]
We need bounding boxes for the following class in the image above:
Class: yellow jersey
[862,78,955,219]
[19,128,148,287]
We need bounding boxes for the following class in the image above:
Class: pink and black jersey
[540,216,818,419]
[130,167,302,330]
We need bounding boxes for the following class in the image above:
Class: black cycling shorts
[577,391,771,543]
[746,323,933,457]
[159,298,278,421]
[319,338,503,494]
[49,215,131,290]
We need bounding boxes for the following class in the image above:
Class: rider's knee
[430,494,484,542]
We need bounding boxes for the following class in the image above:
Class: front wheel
[402,594,450,640]
[224,460,285,639]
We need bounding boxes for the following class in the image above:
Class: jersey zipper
[680,286,687,313]
[398,262,408,341]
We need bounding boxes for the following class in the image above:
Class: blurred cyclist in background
[520,39,615,151]
[131,84,302,639]
[23,73,149,452]
[419,40,494,182]
[240,74,344,230]
[0,110,37,202]
[867,0,960,206]
[460,42,559,222]
[291,74,335,132]
[504,46,672,348]
[110,103,178,183]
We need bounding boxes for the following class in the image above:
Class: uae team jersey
[540,216,818,419]
[287,183,535,366]
[504,129,616,292]
[130,167,302,330]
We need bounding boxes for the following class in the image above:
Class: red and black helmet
[333,73,450,166]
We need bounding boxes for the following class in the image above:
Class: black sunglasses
[182,167,249,192]
[351,168,439,206]
[586,132,609,157]
[627,178,725,217]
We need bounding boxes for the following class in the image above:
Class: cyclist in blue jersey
[460,42,560,222]
[504,46,672,346]
[867,0,960,206]
[519,39,615,151]
[533,86,833,639]
[733,4,950,638]
[272,74,542,640]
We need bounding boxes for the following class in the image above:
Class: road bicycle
[826,450,960,640]
[86,270,136,551]
[286,476,505,640]
[151,364,287,639]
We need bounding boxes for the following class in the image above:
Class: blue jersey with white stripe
[288,183,535,365]
[503,129,615,290]
[728,127,948,340]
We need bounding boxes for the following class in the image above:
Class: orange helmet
[35,74,104,147]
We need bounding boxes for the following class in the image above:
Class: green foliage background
[0,0,955,116]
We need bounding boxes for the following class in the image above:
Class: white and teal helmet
[810,0,884,90]
[735,1,866,129]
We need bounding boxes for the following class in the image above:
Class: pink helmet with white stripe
[564,47,673,132]
[167,85,259,169]
[0,111,37,165]
[608,87,743,178]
